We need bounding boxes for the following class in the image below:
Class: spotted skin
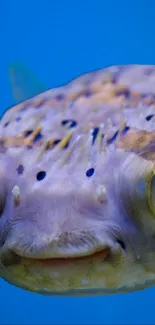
[1,65,155,157]
[1,65,155,295]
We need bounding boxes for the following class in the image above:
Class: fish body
[1,65,155,295]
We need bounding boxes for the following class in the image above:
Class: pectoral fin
[8,61,47,103]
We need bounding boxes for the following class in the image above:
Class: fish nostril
[1,250,21,267]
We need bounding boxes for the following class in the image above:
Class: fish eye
[147,170,155,215]
[117,239,126,250]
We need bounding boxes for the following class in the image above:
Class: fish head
[2,63,155,295]
[1,149,155,295]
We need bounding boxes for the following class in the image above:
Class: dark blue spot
[55,94,65,101]
[4,122,9,127]
[16,117,22,122]
[46,139,61,150]
[70,120,77,128]
[86,168,95,177]
[61,120,68,126]
[61,119,77,128]
[116,89,130,98]
[16,164,24,175]
[53,139,61,145]
[36,171,46,181]
[84,90,92,97]
[92,127,99,145]
[121,126,130,135]
[107,131,119,145]
[25,130,33,137]
[34,133,43,142]
[146,114,154,121]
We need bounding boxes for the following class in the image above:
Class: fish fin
[8,61,47,104]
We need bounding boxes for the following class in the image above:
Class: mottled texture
[1,65,155,295]
[2,65,155,159]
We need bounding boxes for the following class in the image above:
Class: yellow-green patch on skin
[68,276,81,289]
[147,169,155,216]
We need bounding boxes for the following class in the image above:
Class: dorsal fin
[8,61,47,104]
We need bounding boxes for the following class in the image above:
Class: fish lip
[0,247,111,268]
[0,249,52,267]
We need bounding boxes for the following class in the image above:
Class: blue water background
[1,1,155,324]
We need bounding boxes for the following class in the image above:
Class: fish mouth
[1,248,153,296]
[1,249,154,297]
[1,247,110,267]
[0,247,115,294]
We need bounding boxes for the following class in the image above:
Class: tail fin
[8,62,47,104]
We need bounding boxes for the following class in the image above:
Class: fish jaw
[1,242,155,296]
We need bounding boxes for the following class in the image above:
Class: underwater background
[1,0,155,324]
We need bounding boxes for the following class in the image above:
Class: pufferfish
[1,63,155,296]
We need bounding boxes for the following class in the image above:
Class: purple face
[0,146,155,296]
